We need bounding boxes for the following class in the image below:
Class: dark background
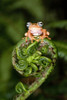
[0,0,67,100]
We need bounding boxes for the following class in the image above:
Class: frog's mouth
[32,33,42,36]
[31,29,42,36]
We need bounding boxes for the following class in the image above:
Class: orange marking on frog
[24,22,51,43]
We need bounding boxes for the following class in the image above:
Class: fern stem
[16,65,53,100]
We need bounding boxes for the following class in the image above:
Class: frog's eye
[26,22,31,28]
[37,22,43,27]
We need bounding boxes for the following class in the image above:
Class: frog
[24,22,51,43]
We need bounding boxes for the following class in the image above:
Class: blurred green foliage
[0,0,67,100]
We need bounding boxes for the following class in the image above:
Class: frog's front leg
[39,29,46,43]
[24,30,34,43]
[28,30,36,43]
[31,36,37,43]
[40,29,51,43]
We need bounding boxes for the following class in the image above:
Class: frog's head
[26,22,43,36]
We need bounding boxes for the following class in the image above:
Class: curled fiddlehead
[12,38,57,100]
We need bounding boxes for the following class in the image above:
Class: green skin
[12,38,57,100]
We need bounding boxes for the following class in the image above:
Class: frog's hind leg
[45,36,51,40]
[39,36,44,43]
[28,33,36,43]
[31,37,37,43]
